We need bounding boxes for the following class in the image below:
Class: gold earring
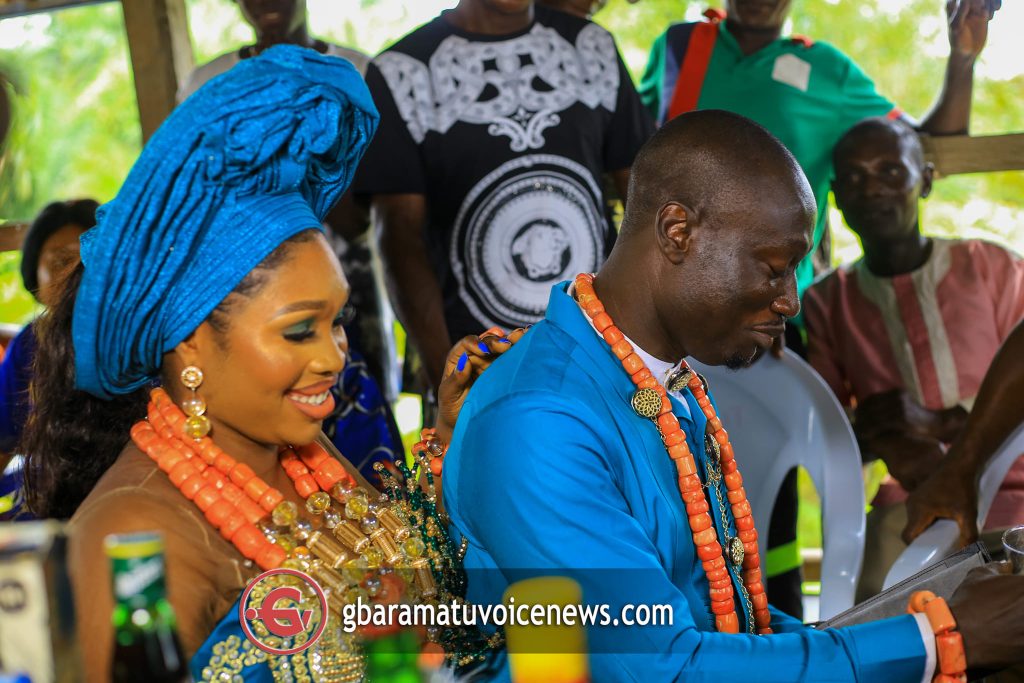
[180,365,211,440]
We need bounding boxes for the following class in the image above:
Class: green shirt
[640,21,897,310]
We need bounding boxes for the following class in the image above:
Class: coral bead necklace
[131,387,359,571]
[574,273,771,635]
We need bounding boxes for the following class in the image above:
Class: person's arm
[324,189,369,243]
[916,0,999,135]
[373,193,452,390]
[448,393,934,682]
[904,319,1024,545]
[853,390,967,446]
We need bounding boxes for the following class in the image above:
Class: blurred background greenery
[1,0,1022,563]
[2,0,1022,323]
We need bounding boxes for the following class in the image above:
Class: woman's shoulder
[69,445,220,556]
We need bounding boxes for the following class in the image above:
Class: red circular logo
[238,568,328,655]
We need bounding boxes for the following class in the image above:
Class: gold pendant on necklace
[631,387,662,419]
[729,536,745,566]
[666,368,693,393]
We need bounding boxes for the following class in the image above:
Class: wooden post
[0,0,108,18]
[120,0,193,142]
[921,132,1024,178]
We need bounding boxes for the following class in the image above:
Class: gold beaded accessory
[180,365,211,441]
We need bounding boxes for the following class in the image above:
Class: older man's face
[726,0,793,30]
[479,0,534,15]
[538,0,607,17]
[238,0,305,39]
[662,168,814,370]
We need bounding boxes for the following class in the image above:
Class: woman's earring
[180,365,211,441]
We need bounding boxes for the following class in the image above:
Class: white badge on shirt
[772,54,811,92]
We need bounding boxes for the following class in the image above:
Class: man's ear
[656,202,696,265]
[920,162,935,199]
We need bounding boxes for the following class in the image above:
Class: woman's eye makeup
[283,319,316,341]
[334,303,356,327]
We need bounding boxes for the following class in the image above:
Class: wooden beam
[0,222,28,253]
[0,0,108,18]
[921,132,1024,178]
[120,0,193,143]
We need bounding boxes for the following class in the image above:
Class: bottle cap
[104,531,164,560]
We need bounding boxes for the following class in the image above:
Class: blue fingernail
[498,337,511,344]
[457,353,468,372]
[478,341,490,354]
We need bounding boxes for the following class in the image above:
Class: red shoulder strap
[666,14,722,120]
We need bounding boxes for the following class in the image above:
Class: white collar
[569,280,688,389]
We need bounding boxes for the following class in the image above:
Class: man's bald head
[597,110,814,370]
[621,110,814,240]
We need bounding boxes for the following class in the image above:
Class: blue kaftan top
[443,282,928,682]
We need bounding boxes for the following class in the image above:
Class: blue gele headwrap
[72,45,379,399]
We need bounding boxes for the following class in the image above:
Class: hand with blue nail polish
[435,327,531,444]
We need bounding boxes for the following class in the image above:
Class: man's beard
[723,345,766,370]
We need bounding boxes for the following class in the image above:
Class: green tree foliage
[0,4,139,222]
[597,0,1024,264]
[0,0,1020,323]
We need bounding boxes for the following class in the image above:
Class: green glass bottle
[105,532,186,683]
[363,627,424,683]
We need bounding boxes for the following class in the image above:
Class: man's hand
[947,0,1000,60]
[903,448,980,546]
[434,327,529,442]
[854,390,947,443]
[950,562,1024,671]
[865,432,946,492]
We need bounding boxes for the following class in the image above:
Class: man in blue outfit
[443,110,1024,681]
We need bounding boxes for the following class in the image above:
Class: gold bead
[181,396,206,417]
[305,491,332,515]
[342,558,367,585]
[362,546,384,568]
[330,480,355,502]
[271,501,299,527]
[729,536,745,566]
[345,496,369,520]
[184,414,211,440]
[402,536,425,558]
[180,365,204,390]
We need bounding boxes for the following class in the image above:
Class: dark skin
[831,121,969,492]
[596,179,809,368]
[68,234,523,680]
[904,319,1024,546]
[373,0,633,390]
[236,0,315,55]
[535,0,607,18]
[724,0,1000,135]
[604,111,1024,670]
[0,224,87,472]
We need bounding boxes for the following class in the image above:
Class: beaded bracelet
[413,427,449,476]
[907,591,967,683]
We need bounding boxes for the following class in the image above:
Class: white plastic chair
[882,423,1024,589]
[689,350,865,620]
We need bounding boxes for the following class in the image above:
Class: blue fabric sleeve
[0,324,35,453]
[450,392,927,683]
